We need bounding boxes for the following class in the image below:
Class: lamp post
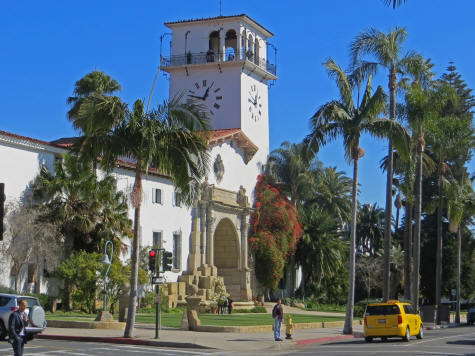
[101,240,113,312]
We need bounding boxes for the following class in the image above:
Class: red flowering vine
[248,174,302,290]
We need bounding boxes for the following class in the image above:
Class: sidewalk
[38,324,365,352]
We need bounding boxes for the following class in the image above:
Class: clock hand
[202,82,214,100]
[188,94,205,101]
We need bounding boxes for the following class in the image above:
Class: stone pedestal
[95,310,114,322]
[185,296,202,331]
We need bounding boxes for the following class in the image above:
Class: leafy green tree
[76,92,210,338]
[350,27,420,300]
[33,154,132,253]
[305,58,408,334]
[55,251,102,313]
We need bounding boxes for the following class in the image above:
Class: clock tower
[161,14,277,172]
[160,14,277,301]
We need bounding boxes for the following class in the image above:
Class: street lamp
[102,240,113,311]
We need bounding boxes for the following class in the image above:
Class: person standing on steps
[272,298,284,341]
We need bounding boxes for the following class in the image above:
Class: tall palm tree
[67,71,125,173]
[405,82,455,309]
[425,112,472,322]
[85,96,211,338]
[350,27,420,300]
[445,173,475,324]
[305,58,408,334]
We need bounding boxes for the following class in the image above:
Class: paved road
[0,327,473,355]
[281,326,475,356]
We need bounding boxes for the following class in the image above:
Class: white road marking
[93,345,208,354]
[403,332,474,346]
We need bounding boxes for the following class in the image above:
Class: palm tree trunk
[404,202,413,300]
[455,228,461,324]
[435,169,443,324]
[124,166,143,338]
[412,142,423,310]
[343,158,359,335]
[383,66,397,300]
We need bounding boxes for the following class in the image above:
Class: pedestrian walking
[8,299,28,356]
[227,297,233,315]
[272,298,283,341]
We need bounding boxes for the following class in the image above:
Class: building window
[152,188,162,204]
[153,231,163,248]
[173,190,182,207]
[172,232,181,270]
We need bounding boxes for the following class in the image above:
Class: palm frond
[323,58,354,112]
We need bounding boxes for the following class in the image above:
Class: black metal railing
[161,50,277,76]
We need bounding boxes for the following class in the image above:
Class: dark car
[467,308,475,325]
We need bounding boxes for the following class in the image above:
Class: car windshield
[366,305,400,315]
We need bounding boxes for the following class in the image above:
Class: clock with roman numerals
[186,79,223,116]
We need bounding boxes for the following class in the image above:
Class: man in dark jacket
[8,299,28,356]
[272,298,284,341]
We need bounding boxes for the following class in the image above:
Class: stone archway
[213,218,241,299]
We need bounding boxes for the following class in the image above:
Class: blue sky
[1,0,474,207]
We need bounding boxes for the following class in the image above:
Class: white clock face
[186,79,223,116]
[248,84,262,122]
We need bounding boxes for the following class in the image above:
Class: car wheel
[416,325,424,339]
[403,327,410,342]
[0,321,7,341]
[365,337,373,342]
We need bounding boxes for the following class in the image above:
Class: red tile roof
[164,14,274,37]
[0,130,64,149]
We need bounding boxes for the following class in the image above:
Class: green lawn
[46,311,344,328]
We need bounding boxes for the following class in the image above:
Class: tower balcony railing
[161,49,277,76]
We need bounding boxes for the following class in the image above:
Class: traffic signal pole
[155,284,160,339]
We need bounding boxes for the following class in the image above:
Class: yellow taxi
[364,300,423,342]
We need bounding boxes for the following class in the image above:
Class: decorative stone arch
[224,30,237,61]
[185,183,252,300]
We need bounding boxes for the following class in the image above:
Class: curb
[296,332,364,346]
[37,334,214,349]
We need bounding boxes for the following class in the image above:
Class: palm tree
[268,141,314,206]
[67,71,125,173]
[350,27,420,300]
[308,166,353,226]
[356,203,385,256]
[305,58,408,334]
[296,208,347,290]
[445,173,475,324]
[81,96,211,338]
[405,81,455,309]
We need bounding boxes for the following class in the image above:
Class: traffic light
[0,183,4,241]
[163,251,173,271]
[148,249,157,273]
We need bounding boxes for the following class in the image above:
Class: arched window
[207,31,220,62]
[225,30,237,61]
